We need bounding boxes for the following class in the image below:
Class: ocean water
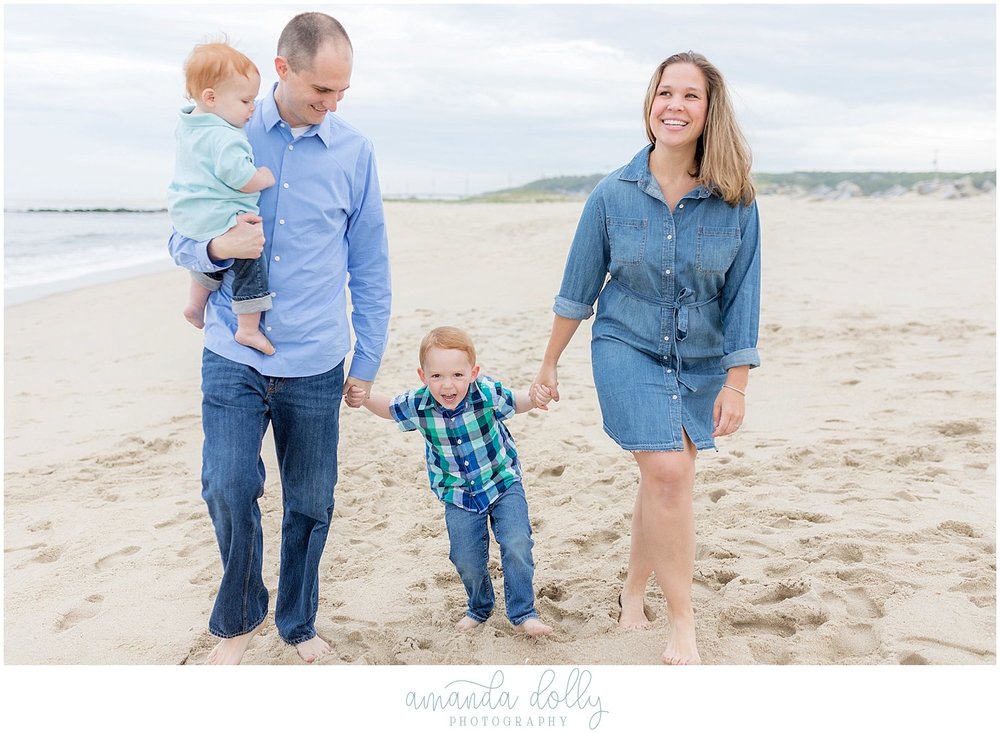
[3,209,175,304]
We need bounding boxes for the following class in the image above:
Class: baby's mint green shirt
[166,105,260,241]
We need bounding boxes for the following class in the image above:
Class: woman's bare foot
[455,616,482,632]
[235,328,276,355]
[206,624,261,665]
[515,618,553,637]
[618,590,651,630]
[184,304,205,329]
[662,615,700,665]
[295,635,331,663]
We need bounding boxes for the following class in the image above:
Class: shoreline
[4,257,175,307]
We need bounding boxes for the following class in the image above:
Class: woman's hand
[532,364,560,407]
[711,386,745,437]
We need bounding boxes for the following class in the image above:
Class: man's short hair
[184,41,258,100]
[277,12,352,72]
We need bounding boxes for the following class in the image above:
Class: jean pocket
[696,226,740,273]
[606,216,647,265]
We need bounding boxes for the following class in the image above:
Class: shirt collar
[260,83,334,147]
[618,144,713,200]
[415,378,487,415]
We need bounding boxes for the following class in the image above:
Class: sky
[2,1,996,204]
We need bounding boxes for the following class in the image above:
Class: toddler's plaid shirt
[390,376,522,513]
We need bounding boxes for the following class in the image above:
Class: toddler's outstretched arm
[345,385,392,419]
[239,166,276,194]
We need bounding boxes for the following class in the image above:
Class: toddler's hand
[531,383,553,410]
[344,385,367,409]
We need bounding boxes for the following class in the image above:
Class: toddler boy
[345,326,554,636]
[166,40,276,355]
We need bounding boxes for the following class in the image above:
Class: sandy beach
[3,194,995,666]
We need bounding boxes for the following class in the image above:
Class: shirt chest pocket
[696,226,740,274]
[606,216,647,265]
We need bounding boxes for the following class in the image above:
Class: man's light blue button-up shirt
[168,84,391,380]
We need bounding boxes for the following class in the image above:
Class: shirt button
[457,439,463,444]
[667,369,673,374]
[663,336,670,342]
[667,234,673,240]
[664,269,671,275]
[288,144,294,151]
[278,219,285,225]
[672,395,678,400]
[266,326,272,332]
[282,183,289,189]
[270,292,277,298]
[679,204,684,209]
[274,255,281,261]
[464,461,469,466]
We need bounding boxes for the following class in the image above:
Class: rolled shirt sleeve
[719,200,762,370]
[553,191,610,320]
[167,228,233,273]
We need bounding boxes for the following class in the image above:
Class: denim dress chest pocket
[696,226,740,274]
[606,216,647,265]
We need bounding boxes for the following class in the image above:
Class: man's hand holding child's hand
[344,384,367,408]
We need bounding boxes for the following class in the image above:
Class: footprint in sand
[53,594,105,632]
[95,545,140,569]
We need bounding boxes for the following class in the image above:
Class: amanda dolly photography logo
[404,668,609,730]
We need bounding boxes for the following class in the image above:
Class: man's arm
[344,143,392,383]
[168,213,265,271]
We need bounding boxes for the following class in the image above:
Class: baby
[166,41,276,355]
[346,326,554,636]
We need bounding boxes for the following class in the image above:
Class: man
[168,12,391,664]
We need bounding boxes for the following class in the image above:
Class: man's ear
[274,56,290,80]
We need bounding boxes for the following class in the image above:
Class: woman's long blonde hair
[643,52,755,206]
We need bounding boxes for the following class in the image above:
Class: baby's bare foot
[455,616,482,632]
[235,328,276,355]
[206,624,261,665]
[184,305,205,329]
[295,635,331,663]
[516,618,553,637]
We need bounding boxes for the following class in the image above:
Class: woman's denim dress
[554,146,761,452]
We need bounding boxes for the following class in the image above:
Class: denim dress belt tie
[606,277,721,391]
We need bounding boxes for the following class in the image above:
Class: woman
[531,52,760,665]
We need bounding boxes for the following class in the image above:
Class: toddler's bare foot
[662,615,700,665]
[184,305,205,329]
[235,328,276,355]
[295,635,331,663]
[455,616,482,632]
[516,618,553,637]
[206,624,261,665]
[618,590,651,630]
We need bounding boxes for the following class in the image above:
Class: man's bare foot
[618,590,651,630]
[455,616,482,632]
[662,615,701,665]
[516,618,553,637]
[206,624,261,665]
[184,305,205,329]
[295,635,331,663]
[235,328,276,355]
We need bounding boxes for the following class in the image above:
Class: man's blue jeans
[200,348,342,645]
[443,483,540,625]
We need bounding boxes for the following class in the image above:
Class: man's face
[274,42,352,127]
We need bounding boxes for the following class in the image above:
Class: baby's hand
[531,383,553,410]
[344,385,367,409]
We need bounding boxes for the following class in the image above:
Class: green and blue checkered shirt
[390,376,522,513]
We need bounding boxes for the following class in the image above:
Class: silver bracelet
[722,384,746,396]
